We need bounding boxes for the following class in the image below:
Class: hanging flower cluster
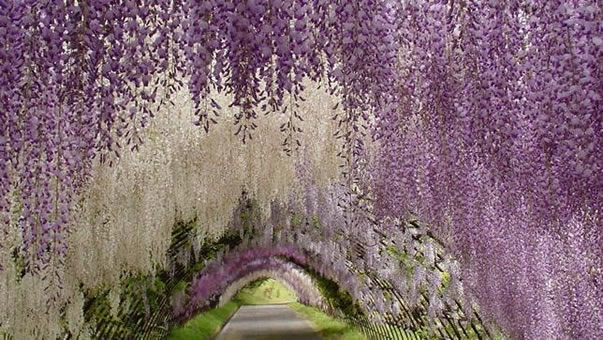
[0,0,395,278]
[0,0,600,339]
[373,1,602,338]
[0,77,342,337]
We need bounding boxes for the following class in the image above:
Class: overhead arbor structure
[0,0,601,339]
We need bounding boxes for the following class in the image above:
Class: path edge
[287,303,324,339]
[209,304,241,340]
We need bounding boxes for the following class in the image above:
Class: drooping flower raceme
[0,0,600,339]
[374,1,602,338]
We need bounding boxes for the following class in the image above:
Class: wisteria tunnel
[0,1,601,339]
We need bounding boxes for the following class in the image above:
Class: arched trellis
[1,1,599,339]
[177,247,311,321]
[339,223,494,340]
[76,195,498,340]
[217,265,324,308]
[305,233,494,340]
[175,232,495,340]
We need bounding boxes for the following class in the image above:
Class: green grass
[289,302,367,340]
[168,279,366,339]
[167,300,240,340]
[167,279,298,339]
[235,278,297,305]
